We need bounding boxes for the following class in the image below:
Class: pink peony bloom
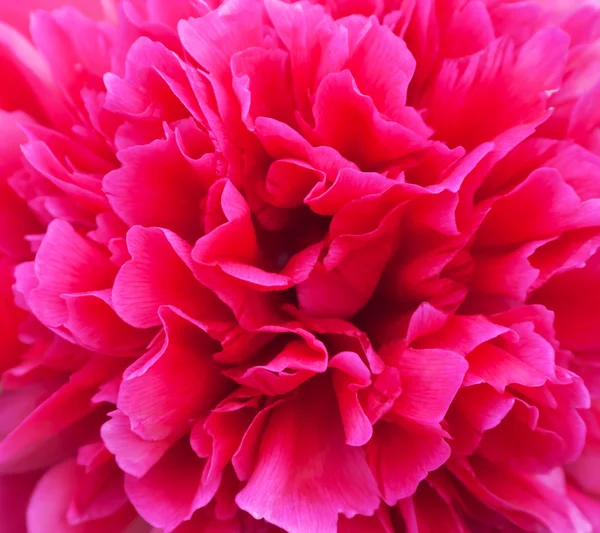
[1,0,600,531]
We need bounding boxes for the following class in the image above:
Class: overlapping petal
[1,0,600,532]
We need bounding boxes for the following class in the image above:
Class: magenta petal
[117,309,231,441]
[0,2,598,533]
[235,379,380,533]
[27,220,116,330]
[124,439,219,532]
[0,357,124,472]
[1,0,106,37]
[0,471,39,533]
[223,336,327,396]
[450,455,584,533]
[178,0,264,83]
[392,347,467,426]
[329,351,373,446]
[345,17,416,119]
[0,21,62,123]
[63,289,152,355]
[68,448,128,525]
[303,70,430,170]
[27,460,135,533]
[112,226,230,329]
[367,421,450,505]
[101,411,175,478]
[104,126,215,242]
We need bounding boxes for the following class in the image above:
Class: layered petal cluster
[1,0,600,532]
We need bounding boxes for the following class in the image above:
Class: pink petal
[0,357,124,472]
[101,411,176,478]
[392,347,467,426]
[112,226,231,329]
[302,70,430,170]
[27,460,136,533]
[367,421,450,505]
[223,336,327,396]
[442,1,495,58]
[67,455,128,525]
[338,507,394,533]
[125,439,219,532]
[345,16,416,119]
[397,481,468,533]
[449,455,583,533]
[104,124,216,242]
[447,384,516,455]
[199,395,259,486]
[26,220,115,327]
[476,168,600,248]
[117,309,231,441]
[329,351,373,446]
[426,29,569,148]
[0,1,107,37]
[264,159,324,209]
[0,471,39,533]
[193,179,320,290]
[63,289,153,355]
[0,19,63,123]
[532,250,600,352]
[235,378,380,533]
[178,0,264,84]
[232,46,295,129]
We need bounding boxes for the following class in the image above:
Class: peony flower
[1,0,600,532]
